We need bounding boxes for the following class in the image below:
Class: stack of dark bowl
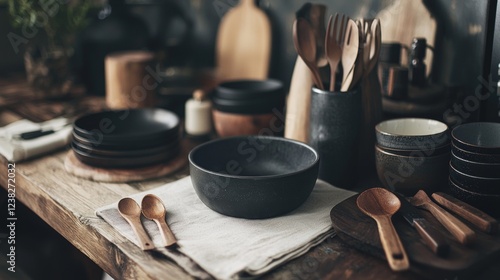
[71,109,180,168]
[450,122,500,217]
[374,118,450,195]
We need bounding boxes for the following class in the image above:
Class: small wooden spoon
[357,188,409,271]
[293,18,324,90]
[118,198,155,250]
[411,190,476,245]
[141,194,177,247]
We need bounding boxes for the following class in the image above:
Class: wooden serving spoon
[118,198,155,250]
[411,190,476,245]
[293,18,324,90]
[357,188,409,271]
[141,194,177,247]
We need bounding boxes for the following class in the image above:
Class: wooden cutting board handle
[216,0,271,81]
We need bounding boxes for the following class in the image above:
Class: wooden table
[0,80,498,279]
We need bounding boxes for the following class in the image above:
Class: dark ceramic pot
[188,136,319,219]
[448,177,500,218]
[309,87,362,188]
[449,162,500,195]
[451,122,500,154]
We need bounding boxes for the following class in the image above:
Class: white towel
[0,118,72,162]
[96,176,355,279]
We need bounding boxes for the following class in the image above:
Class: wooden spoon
[340,19,360,92]
[293,18,324,90]
[357,188,409,271]
[118,198,155,250]
[141,194,177,247]
[411,190,476,245]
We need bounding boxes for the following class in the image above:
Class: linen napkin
[0,118,72,162]
[96,176,355,279]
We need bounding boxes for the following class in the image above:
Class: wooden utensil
[215,0,271,81]
[293,18,324,90]
[141,194,177,247]
[357,188,410,271]
[118,197,155,250]
[410,190,476,245]
[325,14,347,91]
[432,192,498,234]
[340,19,359,92]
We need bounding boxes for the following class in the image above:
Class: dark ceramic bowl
[214,79,284,100]
[71,140,179,158]
[72,130,180,150]
[449,162,500,195]
[73,109,180,143]
[188,136,320,219]
[375,145,449,196]
[378,143,450,157]
[212,94,285,114]
[448,177,500,218]
[451,151,500,178]
[452,122,500,154]
[451,143,500,164]
[375,118,449,150]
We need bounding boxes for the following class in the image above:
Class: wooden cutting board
[216,0,271,81]
[330,195,500,279]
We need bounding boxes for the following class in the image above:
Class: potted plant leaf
[6,0,96,97]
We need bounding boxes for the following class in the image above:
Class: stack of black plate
[71,109,180,168]
[449,122,500,217]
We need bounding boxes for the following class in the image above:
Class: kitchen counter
[1,78,499,279]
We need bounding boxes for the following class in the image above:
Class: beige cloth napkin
[96,176,355,279]
[0,118,72,162]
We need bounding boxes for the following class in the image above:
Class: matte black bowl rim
[216,79,284,96]
[449,161,500,181]
[375,144,450,159]
[451,122,500,149]
[188,136,319,180]
[375,118,448,137]
[452,142,500,158]
[449,176,500,198]
[451,150,500,167]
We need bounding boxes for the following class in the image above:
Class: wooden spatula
[215,0,271,81]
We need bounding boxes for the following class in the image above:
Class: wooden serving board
[330,195,500,279]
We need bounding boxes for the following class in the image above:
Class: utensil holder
[309,87,362,188]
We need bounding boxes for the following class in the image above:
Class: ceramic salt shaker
[185,90,212,137]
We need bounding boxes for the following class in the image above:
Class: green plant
[7,0,94,49]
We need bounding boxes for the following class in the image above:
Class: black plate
[449,162,500,195]
[451,151,500,178]
[452,122,500,154]
[451,143,500,164]
[448,177,500,218]
[73,109,180,143]
[214,79,284,100]
[71,140,179,158]
[72,130,179,150]
[72,143,179,168]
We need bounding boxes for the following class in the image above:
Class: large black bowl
[451,143,500,164]
[188,136,320,219]
[449,162,500,195]
[448,177,500,218]
[452,122,500,154]
[451,151,500,178]
[73,109,179,143]
[212,94,285,114]
[214,79,284,100]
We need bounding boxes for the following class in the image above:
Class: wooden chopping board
[216,0,271,81]
[330,195,500,279]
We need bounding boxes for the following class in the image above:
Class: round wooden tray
[64,144,188,183]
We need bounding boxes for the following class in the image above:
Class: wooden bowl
[212,109,283,137]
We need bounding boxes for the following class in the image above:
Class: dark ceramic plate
[449,162,500,195]
[452,122,500,154]
[72,143,179,168]
[451,143,500,164]
[71,140,179,158]
[376,143,450,157]
[72,130,179,150]
[214,79,284,100]
[448,177,500,218]
[188,136,319,219]
[73,109,180,143]
[212,95,285,114]
[451,151,500,178]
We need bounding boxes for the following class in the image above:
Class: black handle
[20,129,55,140]
[413,218,450,257]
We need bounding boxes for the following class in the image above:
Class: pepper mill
[409,38,427,87]
[185,90,212,137]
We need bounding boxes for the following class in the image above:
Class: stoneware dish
[452,122,500,154]
[188,136,320,219]
[71,140,179,157]
[449,177,500,218]
[378,143,450,157]
[451,151,500,178]
[375,118,449,150]
[449,162,500,195]
[214,79,284,100]
[72,130,179,150]
[451,143,500,164]
[375,145,449,195]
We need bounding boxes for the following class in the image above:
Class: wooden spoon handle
[432,192,498,234]
[125,217,155,251]
[413,218,449,256]
[424,202,476,245]
[376,216,409,271]
[157,220,177,247]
